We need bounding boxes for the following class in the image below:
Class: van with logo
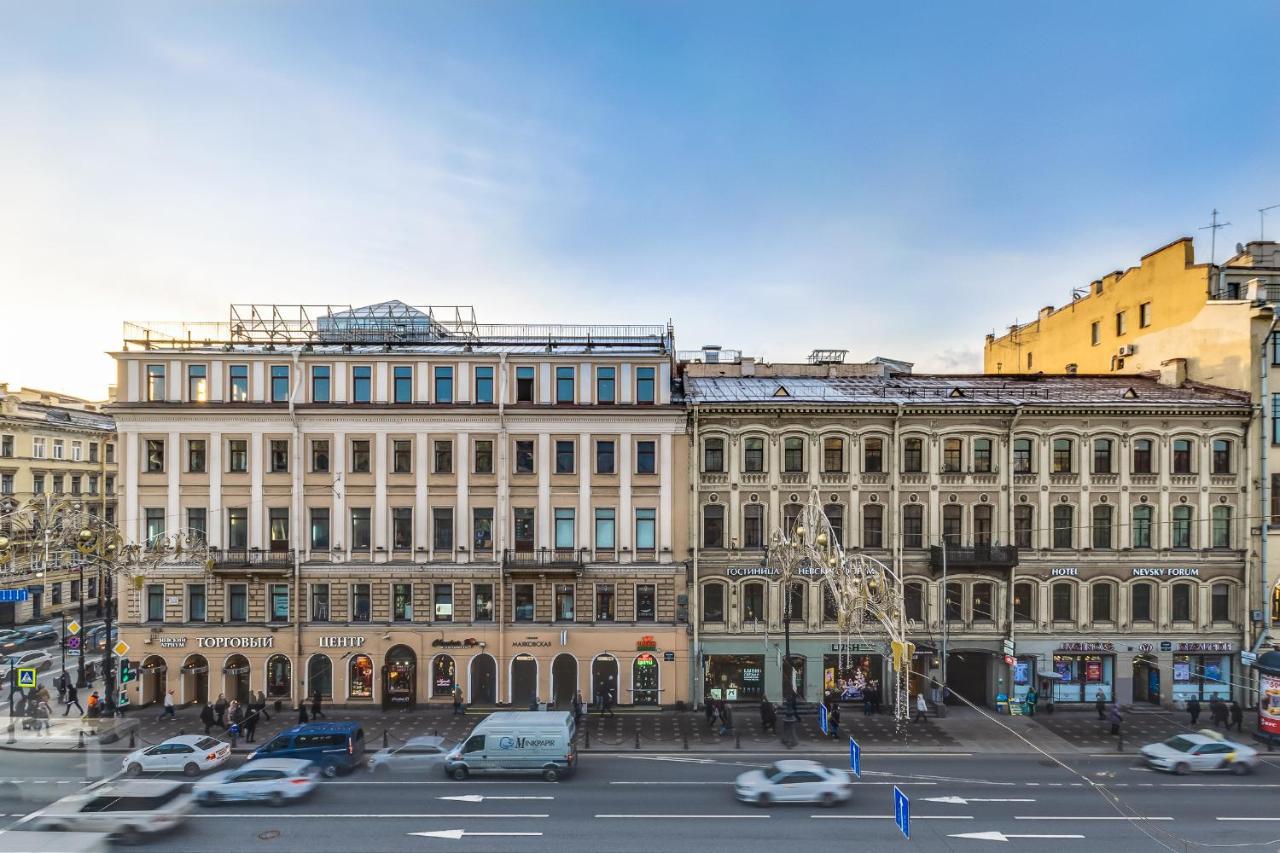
[246,722,365,777]
[444,711,576,782]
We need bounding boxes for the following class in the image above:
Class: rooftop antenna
[1199,208,1231,266]
[1260,204,1280,242]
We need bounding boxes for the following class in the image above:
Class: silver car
[1140,729,1259,775]
[368,735,455,775]
[734,760,854,807]
[194,758,319,806]
[28,779,194,843]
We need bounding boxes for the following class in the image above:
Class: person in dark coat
[829,703,841,739]
[602,689,616,718]
[310,690,325,719]
[213,694,228,728]
[62,683,83,716]
[1095,689,1107,721]
[452,686,464,715]
[1108,703,1123,735]
[1187,697,1202,726]
[573,691,585,729]
[200,702,216,735]
[297,701,309,724]
[1210,698,1229,729]
[244,706,259,743]
[704,696,716,727]
[718,701,734,736]
[1230,700,1244,733]
[256,691,271,721]
[760,697,777,734]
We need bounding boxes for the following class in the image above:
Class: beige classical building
[683,349,1251,708]
[0,384,117,626]
[109,303,689,709]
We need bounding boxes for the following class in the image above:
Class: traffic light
[119,658,136,684]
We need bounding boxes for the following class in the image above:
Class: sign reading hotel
[727,566,830,577]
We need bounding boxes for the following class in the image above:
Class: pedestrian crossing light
[891,641,916,672]
[119,658,136,684]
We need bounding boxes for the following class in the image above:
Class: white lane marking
[951,831,1084,841]
[409,830,543,839]
[622,756,717,764]
[324,780,548,785]
[810,815,974,820]
[185,813,550,819]
[595,814,770,819]
[437,795,554,802]
[923,797,1036,804]
[1217,817,1280,822]
[608,781,938,786]
[1014,816,1172,821]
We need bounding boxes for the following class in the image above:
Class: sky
[2,1,1279,399]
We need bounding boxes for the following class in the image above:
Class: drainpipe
[889,402,904,702]
[689,405,700,709]
[1006,406,1022,696]
[290,351,303,706]
[497,353,508,703]
[1253,313,1280,655]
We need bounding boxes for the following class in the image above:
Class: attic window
[1122,387,1139,400]
[948,388,965,398]
[772,385,790,397]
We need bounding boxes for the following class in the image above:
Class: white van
[445,711,577,782]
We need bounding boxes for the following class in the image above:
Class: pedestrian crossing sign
[16,667,37,689]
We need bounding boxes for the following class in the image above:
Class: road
[2,748,1279,851]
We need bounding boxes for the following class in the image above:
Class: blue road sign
[818,702,828,736]
[849,736,861,778]
[0,588,29,603]
[893,785,910,840]
[16,667,38,690]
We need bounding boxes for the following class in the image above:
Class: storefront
[1171,645,1233,703]
[1051,644,1115,703]
[1012,656,1036,703]
[383,645,417,707]
[705,654,766,701]
[823,652,884,702]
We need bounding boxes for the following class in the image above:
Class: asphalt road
[3,749,1280,852]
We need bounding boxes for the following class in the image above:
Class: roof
[686,373,1251,410]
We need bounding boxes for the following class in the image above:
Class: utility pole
[1200,208,1231,266]
[1261,204,1280,242]
[940,539,948,716]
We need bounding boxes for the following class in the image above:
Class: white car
[734,760,854,807]
[1,649,55,678]
[368,735,455,775]
[1140,729,1259,775]
[193,758,319,806]
[123,734,231,777]
[28,779,194,842]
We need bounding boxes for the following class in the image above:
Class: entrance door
[511,654,538,706]
[470,654,496,704]
[592,655,619,705]
[551,654,577,706]
[383,645,417,708]
[182,655,209,705]
[224,654,251,704]
[633,654,659,705]
[945,651,991,707]
[1133,656,1160,705]
[141,655,167,706]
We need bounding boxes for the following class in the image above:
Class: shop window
[1012,438,1033,474]
[973,438,993,473]
[308,655,333,700]
[823,436,844,472]
[1211,583,1230,622]
[1013,582,1034,621]
[1131,582,1153,622]
[635,584,656,621]
[703,583,726,622]
[433,656,456,697]
[1132,506,1153,549]
[266,655,291,699]
[349,655,374,699]
[942,438,962,472]
[1052,505,1074,549]
[863,437,883,473]
[1171,582,1193,622]
[743,504,764,549]
[862,504,884,548]
[743,437,764,473]
[904,582,924,622]
[554,584,575,621]
[1051,582,1074,621]
[1091,505,1112,549]
[971,583,993,622]
[703,438,725,473]
[705,654,764,701]
[1173,654,1230,702]
[1172,439,1193,474]
[783,437,805,472]
[742,582,765,622]
[1132,438,1153,474]
[1091,583,1113,623]
[902,505,924,548]
[902,438,923,473]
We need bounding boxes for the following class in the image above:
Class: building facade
[109,303,689,709]
[684,352,1251,708]
[0,384,117,626]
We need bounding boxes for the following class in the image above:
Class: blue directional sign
[893,785,910,840]
[0,588,29,603]
[849,736,862,778]
[818,702,828,736]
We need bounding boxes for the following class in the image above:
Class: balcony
[502,548,585,574]
[928,544,1019,573]
[819,471,849,485]
[209,548,295,573]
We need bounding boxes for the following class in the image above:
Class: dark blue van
[247,722,366,777]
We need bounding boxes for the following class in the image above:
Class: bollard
[683,732,689,751]
[585,729,591,750]
[635,731,641,750]
[433,728,438,737]
[735,732,741,750]
[383,730,389,749]
[129,730,135,749]
[77,730,85,750]
[1117,730,1123,752]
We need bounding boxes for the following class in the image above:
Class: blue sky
[3,1,1279,397]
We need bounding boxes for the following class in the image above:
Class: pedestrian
[719,701,734,736]
[310,689,325,719]
[297,700,309,724]
[829,703,841,739]
[256,691,271,721]
[157,689,176,721]
[56,671,68,705]
[200,701,216,735]
[760,696,776,734]
[452,685,464,716]
[573,690,585,729]
[871,682,882,715]
[244,706,259,743]
[34,697,51,736]
[1108,703,1123,736]
[862,687,873,716]
[86,691,102,718]
[214,693,228,729]
[1187,696,1201,726]
[1230,700,1244,733]
[1211,697,1228,729]
[914,692,929,723]
[704,696,716,728]
[229,699,244,730]
[1095,689,1106,721]
[529,695,540,711]
[62,682,83,716]
[603,689,616,718]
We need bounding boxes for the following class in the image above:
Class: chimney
[1159,358,1188,388]
[740,357,756,377]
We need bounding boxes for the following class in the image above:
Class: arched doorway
[181,655,209,705]
[592,654,619,706]
[223,654,251,704]
[140,655,167,706]
[633,654,659,706]
[511,654,538,707]
[266,654,291,702]
[307,655,333,700]
[432,655,456,699]
[383,645,416,708]
[470,654,496,704]
[552,654,577,706]
[1133,654,1161,705]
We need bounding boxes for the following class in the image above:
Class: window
[188,364,207,402]
[270,583,289,621]
[270,365,290,402]
[942,438,962,472]
[52,473,63,495]
[352,366,371,403]
[592,439,615,474]
[902,505,924,548]
[1153,502,1187,550]
[863,437,883,473]
[392,439,412,474]
[311,440,330,473]
[270,439,288,473]
[393,583,412,621]
[862,504,883,548]
[973,504,992,546]
[309,584,330,622]
[824,504,844,547]
[1091,504,1112,549]
[228,584,248,622]
[743,504,764,549]
[1052,438,1073,473]
[515,440,534,474]
[268,507,289,551]
[743,437,765,472]
[1093,439,1113,473]
[146,438,165,473]
[596,584,615,621]
[146,584,164,622]
[146,364,166,401]
[1013,582,1034,621]
[636,584,656,621]
[513,584,534,621]
[1139,302,1152,328]
[433,507,454,552]
[941,504,962,547]
[1212,439,1231,474]
[228,508,248,548]
[310,508,330,550]
[1211,583,1230,622]
[1051,582,1074,621]
[0,434,11,457]
[972,582,993,622]
[514,508,535,551]
[944,582,963,622]
[433,366,454,403]
[90,441,99,463]
[782,503,801,535]
[433,440,453,473]
[187,507,207,539]
[1126,504,1153,549]
[473,584,494,621]
[473,508,494,553]
[474,366,494,404]
[635,508,656,550]
[1013,438,1033,474]
[703,583,725,621]
[311,366,330,403]
[228,364,248,401]
[554,584,575,621]
[703,504,725,548]
[555,440,575,474]
[350,655,373,698]
[554,508,575,549]
[786,582,806,622]
[52,438,65,460]
[145,507,166,543]
[515,366,535,402]
[474,440,493,474]
[1133,438,1153,473]
[555,366,574,403]
[742,582,765,621]
[1115,311,1127,336]
[188,584,206,623]
[595,508,616,551]
[1172,438,1193,474]
[1126,581,1151,622]
[227,439,247,473]
[393,366,413,403]
[783,437,805,472]
[1091,583,1113,622]
[902,438,923,473]
[904,582,924,622]
[1171,583,1193,622]
[351,507,371,550]
[1090,321,1100,346]
[351,439,370,473]
[187,439,206,473]
[596,367,615,404]
[636,440,656,474]
[703,438,724,472]
[32,436,46,459]
[351,583,371,622]
[1052,504,1073,549]
[88,474,98,496]
[1212,506,1232,548]
[973,438,992,473]
[636,366,656,403]
[392,507,412,550]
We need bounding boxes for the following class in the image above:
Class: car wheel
[756,793,771,808]
[1174,762,1190,776]
[116,827,142,846]
[320,763,338,779]
[1232,761,1251,776]
[201,793,221,807]
[820,792,838,808]
[542,767,560,783]
[126,762,143,777]
[269,792,286,807]
[183,762,200,777]
[451,766,469,781]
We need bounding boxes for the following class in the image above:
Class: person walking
[62,682,83,716]
[1230,700,1244,733]
[1210,697,1228,729]
[829,703,841,739]
[718,701,734,737]
[243,705,259,744]
[200,701,216,735]
[760,697,777,734]
[602,689,616,718]
[157,689,176,722]
[213,693,228,729]
[297,700,309,724]
[86,692,101,718]
[704,696,716,728]
[1108,703,1123,736]
[573,690,585,729]
[1025,687,1038,717]
[452,686,464,716]
[255,691,271,722]
[310,689,325,720]
[1187,696,1201,726]
[1095,689,1107,721]
[914,692,929,723]
[56,671,68,705]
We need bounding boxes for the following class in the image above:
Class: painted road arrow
[950,831,1084,842]
[437,795,554,802]
[924,797,1036,805]
[409,830,544,840]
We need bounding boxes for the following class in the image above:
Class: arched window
[266,654,291,698]
[743,504,765,549]
[863,437,884,473]
[862,504,884,548]
[823,504,844,546]
[1052,504,1074,549]
[1212,506,1232,548]
[1092,438,1114,474]
[1172,438,1193,474]
[1171,582,1194,622]
[822,585,838,623]
[1091,505,1113,549]
[702,504,725,549]
[902,438,924,473]
[1172,506,1193,549]
[1212,439,1232,474]
[743,437,765,473]
[703,438,725,473]
[1013,582,1035,621]
[904,582,924,622]
[307,655,332,700]
[703,583,725,622]
[742,582,766,623]
[1132,505,1153,549]
[348,654,373,699]
[903,505,924,548]
[942,438,963,473]
[942,505,963,547]
[783,436,805,473]
[1091,582,1114,623]
[1211,583,1230,622]
[1014,505,1033,549]
[1051,581,1074,621]
[1052,438,1074,473]
[823,437,845,473]
[1131,582,1154,622]
[1132,438,1154,474]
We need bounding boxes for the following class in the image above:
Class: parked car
[26,779,194,843]
[734,760,854,807]
[368,736,455,775]
[1,649,55,679]
[1140,729,1259,775]
[193,758,319,806]
[247,722,366,777]
[123,734,231,777]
